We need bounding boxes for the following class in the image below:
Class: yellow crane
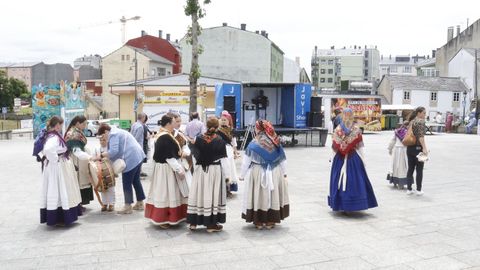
[78,15,141,44]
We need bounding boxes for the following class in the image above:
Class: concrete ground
[1,131,480,270]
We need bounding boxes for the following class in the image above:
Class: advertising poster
[331,97,381,130]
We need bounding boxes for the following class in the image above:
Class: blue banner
[294,84,311,128]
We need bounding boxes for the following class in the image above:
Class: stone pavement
[1,132,480,270]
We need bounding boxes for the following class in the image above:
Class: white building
[74,54,102,69]
[179,24,284,83]
[283,57,301,83]
[378,75,470,118]
[379,55,425,78]
[311,46,380,90]
[448,48,479,111]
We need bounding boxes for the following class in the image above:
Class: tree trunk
[189,12,199,114]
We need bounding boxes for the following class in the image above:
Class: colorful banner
[294,84,311,128]
[331,97,381,124]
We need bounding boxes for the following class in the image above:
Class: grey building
[6,62,73,90]
[74,54,102,69]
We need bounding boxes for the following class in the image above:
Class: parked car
[86,120,99,137]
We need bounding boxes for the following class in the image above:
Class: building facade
[126,31,182,74]
[5,62,73,90]
[101,45,175,115]
[311,46,380,91]
[74,55,102,69]
[379,55,425,78]
[378,75,470,118]
[180,24,284,83]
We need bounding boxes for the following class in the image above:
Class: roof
[416,58,436,68]
[0,63,13,68]
[111,73,240,87]
[382,75,469,92]
[129,46,175,66]
[449,48,478,62]
[7,62,42,68]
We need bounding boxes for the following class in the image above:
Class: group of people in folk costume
[42,105,429,228]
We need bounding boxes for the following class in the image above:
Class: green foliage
[0,70,30,110]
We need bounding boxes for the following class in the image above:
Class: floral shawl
[332,124,363,156]
[64,127,87,151]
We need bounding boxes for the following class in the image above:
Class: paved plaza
[1,132,480,269]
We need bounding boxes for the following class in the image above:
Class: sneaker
[406,190,415,195]
[416,190,424,196]
[132,201,144,211]
[117,204,133,214]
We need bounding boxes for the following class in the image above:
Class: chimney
[255,30,259,34]
[389,54,391,60]
[222,22,227,26]
[166,33,171,41]
[330,45,335,49]
[265,32,269,39]
[381,55,383,60]
[295,57,300,65]
[447,26,454,42]
[261,30,266,37]
[432,49,436,58]
[354,45,357,49]
[456,25,460,36]
[158,30,163,39]
[141,30,147,37]
[240,23,246,30]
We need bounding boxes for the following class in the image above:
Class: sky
[1,0,479,74]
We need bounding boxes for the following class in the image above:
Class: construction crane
[78,15,141,44]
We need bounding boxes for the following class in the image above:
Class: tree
[185,0,211,114]
[0,70,29,110]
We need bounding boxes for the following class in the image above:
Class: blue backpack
[33,129,48,162]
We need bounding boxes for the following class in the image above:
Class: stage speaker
[223,96,236,113]
[308,112,323,127]
[310,97,322,112]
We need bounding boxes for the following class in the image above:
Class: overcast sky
[1,0,479,74]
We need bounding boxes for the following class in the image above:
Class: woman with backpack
[405,107,428,196]
[387,121,409,189]
[64,115,94,211]
[40,116,83,226]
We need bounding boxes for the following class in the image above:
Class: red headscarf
[221,110,233,128]
[255,119,280,151]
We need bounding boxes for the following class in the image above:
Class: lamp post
[133,50,138,120]
[462,89,467,125]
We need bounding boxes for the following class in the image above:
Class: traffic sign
[14,98,21,107]
[1,107,7,114]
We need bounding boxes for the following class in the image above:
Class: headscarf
[64,127,87,151]
[255,119,280,152]
[221,110,233,128]
[339,108,353,135]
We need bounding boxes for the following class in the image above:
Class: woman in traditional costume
[145,115,188,228]
[169,112,193,186]
[187,117,230,233]
[387,121,409,189]
[240,119,289,229]
[64,115,94,210]
[217,110,239,197]
[40,116,83,226]
[328,108,378,212]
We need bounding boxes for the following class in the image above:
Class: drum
[89,158,116,192]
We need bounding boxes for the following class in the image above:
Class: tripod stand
[240,124,256,151]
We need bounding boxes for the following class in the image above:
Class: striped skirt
[187,164,226,226]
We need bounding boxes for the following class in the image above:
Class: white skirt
[226,145,238,184]
[187,164,227,226]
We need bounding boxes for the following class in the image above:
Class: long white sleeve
[72,147,91,161]
[280,160,287,176]
[240,154,252,179]
[387,135,396,154]
[182,144,191,156]
[220,157,231,179]
[232,137,237,147]
[43,136,59,162]
[166,158,183,172]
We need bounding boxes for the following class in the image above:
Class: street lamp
[462,89,467,125]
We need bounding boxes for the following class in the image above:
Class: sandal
[206,224,223,233]
[159,224,170,229]
[101,205,107,212]
[189,224,197,230]
[107,205,114,212]
[254,223,263,230]
[265,223,275,229]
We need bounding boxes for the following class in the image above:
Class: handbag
[402,123,416,146]
[112,134,128,174]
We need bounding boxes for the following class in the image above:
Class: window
[121,55,125,61]
[126,55,130,61]
[364,69,369,77]
[453,92,460,102]
[328,60,334,65]
[321,59,326,63]
[390,66,398,73]
[403,91,410,100]
[157,67,167,77]
[320,69,326,74]
[430,92,437,101]
[404,66,411,73]
[320,78,325,83]
[327,78,333,83]
[328,69,333,74]
[364,60,368,67]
